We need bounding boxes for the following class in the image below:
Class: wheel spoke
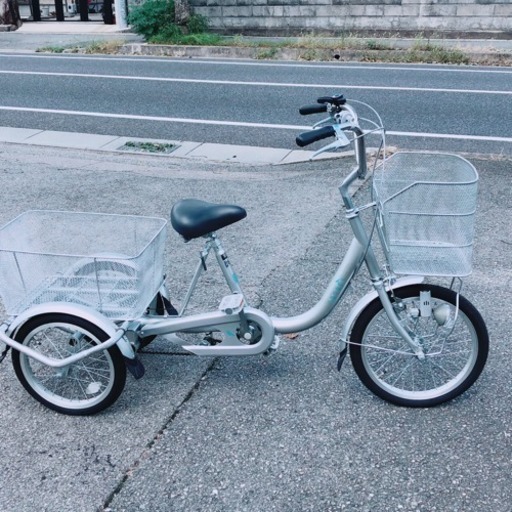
[40,329,70,358]
[386,357,417,387]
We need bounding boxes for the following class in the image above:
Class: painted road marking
[0,70,511,95]
[1,105,511,144]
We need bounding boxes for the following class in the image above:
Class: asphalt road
[0,53,511,155]
[0,45,511,512]
[0,141,511,512]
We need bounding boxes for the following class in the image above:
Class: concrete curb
[0,126,340,165]
[119,42,512,66]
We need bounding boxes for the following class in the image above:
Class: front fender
[340,276,424,349]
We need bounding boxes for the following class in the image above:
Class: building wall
[189,0,512,36]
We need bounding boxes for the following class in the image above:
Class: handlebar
[296,125,336,147]
[299,95,346,117]
[299,104,328,116]
[296,95,370,181]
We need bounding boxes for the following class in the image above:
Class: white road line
[1,53,512,75]
[387,131,512,143]
[1,105,512,143]
[0,70,511,95]
[0,105,302,130]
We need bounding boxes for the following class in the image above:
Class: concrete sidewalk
[0,126,334,165]
[16,21,124,34]
[0,21,142,51]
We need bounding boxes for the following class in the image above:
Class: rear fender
[7,302,135,359]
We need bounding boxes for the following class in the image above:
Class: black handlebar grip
[317,94,346,106]
[299,104,328,115]
[296,125,336,147]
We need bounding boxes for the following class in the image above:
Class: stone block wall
[189,0,512,36]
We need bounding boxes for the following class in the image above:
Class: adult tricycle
[0,95,488,414]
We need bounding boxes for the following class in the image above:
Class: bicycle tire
[12,313,126,415]
[349,284,488,407]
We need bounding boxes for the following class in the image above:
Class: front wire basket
[373,152,478,277]
[0,211,167,320]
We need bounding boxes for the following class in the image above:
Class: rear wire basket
[373,152,478,277]
[0,211,167,320]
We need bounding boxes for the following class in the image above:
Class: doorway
[19,0,114,23]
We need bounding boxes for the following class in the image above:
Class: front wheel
[12,313,126,415]
[349,284,488,407]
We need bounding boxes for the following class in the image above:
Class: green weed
[36,46,65,53]
[121,141,176,153]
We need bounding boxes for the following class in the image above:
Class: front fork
[373,280,426,359]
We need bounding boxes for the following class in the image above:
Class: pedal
[337,347,348,371]
[219,294,245,315]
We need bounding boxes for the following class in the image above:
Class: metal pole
[113,0,127,29]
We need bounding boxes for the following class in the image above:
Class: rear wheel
[349,284,488,407]
[12,313,126,415]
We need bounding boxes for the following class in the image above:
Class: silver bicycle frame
[140,113,422,356]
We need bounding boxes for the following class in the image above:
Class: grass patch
[216,35,390,52]
[360,41,470,65]
[120,141,177,154]
[365,38,392,51]
[298,48,319,61]
[149,32,223,45]
[36,45,66,53]
[83,41,125,54]
[256,47,279,59]
[409,41,470,64]
[37,41,125,55]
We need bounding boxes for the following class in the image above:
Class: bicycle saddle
[171,199,247,240]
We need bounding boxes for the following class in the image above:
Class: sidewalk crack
[98,357,217,512]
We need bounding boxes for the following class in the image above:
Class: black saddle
[171,199,247,240]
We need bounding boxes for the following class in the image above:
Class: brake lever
[310,124,351,159]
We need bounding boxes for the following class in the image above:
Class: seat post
[211,234,244,296]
